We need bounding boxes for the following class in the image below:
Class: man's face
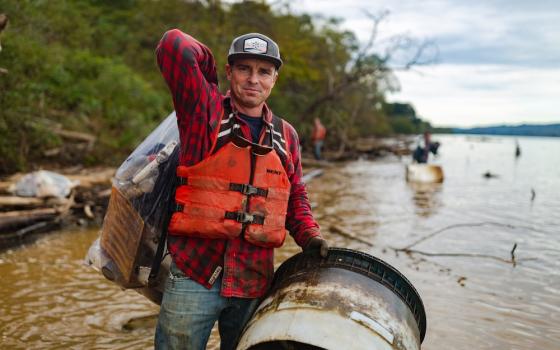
[226,58,278,112]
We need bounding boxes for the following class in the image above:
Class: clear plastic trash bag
[84,111,179,304]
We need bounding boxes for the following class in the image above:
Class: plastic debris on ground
[11,170,79,198]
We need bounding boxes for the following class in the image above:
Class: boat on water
[406,164,444,183]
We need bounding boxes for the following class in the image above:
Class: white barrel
[237,248,426,350]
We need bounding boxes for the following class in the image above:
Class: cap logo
[243,37,268,54]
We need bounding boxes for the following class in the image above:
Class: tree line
[0,0,433,175]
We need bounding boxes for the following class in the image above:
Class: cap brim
[228,53,282,69]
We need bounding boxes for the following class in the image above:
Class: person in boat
[412,131,440,164]
[311,117,327,160]
[154,29,329,350]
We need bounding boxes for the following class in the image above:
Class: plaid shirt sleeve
[283,121,322,247]
[156,29,229,294]
[156,29,222,165]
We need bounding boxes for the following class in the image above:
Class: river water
[1,134,559,349]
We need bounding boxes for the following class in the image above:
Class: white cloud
[293,0,560,126]
[390,64,560,127]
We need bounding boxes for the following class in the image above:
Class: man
[155,29,329,350]
[311,117,327,160]
[412,131,439,164]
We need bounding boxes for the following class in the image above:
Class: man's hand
[304,236,329,258]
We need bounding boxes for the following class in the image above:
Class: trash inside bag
[85,237,110,272]
[85,111,179,304]
[113,112,179,199]
[12,170,78,198]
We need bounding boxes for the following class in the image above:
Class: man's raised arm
[156,29,219,120]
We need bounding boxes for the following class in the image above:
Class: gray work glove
[304,236,329,258]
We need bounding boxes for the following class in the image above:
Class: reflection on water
[0,228,159,350]
[1,135,559,349]
[408,182,443,217]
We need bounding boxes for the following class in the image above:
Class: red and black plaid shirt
[156,29,320,298]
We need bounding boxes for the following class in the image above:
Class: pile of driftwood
[0,167,115,250]
[318,136,414,162]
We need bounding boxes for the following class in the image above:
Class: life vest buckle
[229,183,268,197]
[225,211,259,224]
[236,212,254,224]
[241,184,259,196]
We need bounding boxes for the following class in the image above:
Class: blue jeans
[155,262,260,350]
[313,140,324,160]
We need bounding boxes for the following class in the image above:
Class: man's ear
[225,63,232,81]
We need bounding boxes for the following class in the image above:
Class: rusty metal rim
[271,248,427,342]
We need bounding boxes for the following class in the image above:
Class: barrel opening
[247,341,325,350]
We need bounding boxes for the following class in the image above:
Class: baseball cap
[228,33,283,69]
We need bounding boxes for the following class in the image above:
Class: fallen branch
[0,219,59,249]
[302,169,324,183]
[395,245,535,266]
[0,196,45,207]
[402,222,519,250]
[302,158,335,168]
[53,128,96,144]
[14,221,55,237]
[98,188,112,197]
[66,168,114,187]
[0,181,12,194]
[0,208,59,231]
[84,204,94,219]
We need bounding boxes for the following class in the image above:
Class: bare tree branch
[396,246,535,266]
[301,9,438,119]
[399,221,542,251]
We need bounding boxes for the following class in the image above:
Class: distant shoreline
[434,123,560,137]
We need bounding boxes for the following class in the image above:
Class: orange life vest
[312,123,326,141]
[167,114,291,248]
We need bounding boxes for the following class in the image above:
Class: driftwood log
[0,207,59,232]
[0,167,115,251]
[302,169,324,183]
[0,196,45,207]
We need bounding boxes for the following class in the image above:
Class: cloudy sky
[292,0,560,127]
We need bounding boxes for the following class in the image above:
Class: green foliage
[0,0,430,174]
[384,101,431,135]
[0,0,167,173]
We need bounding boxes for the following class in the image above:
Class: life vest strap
[177,176,188,185]
[229,183,268,197]
[225,211,265,225]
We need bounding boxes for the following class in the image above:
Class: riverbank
[0,136,413,252]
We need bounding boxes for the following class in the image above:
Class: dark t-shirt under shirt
[238,113,263,143]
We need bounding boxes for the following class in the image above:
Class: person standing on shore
[311,117,327,160]
[154,29,329,350]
